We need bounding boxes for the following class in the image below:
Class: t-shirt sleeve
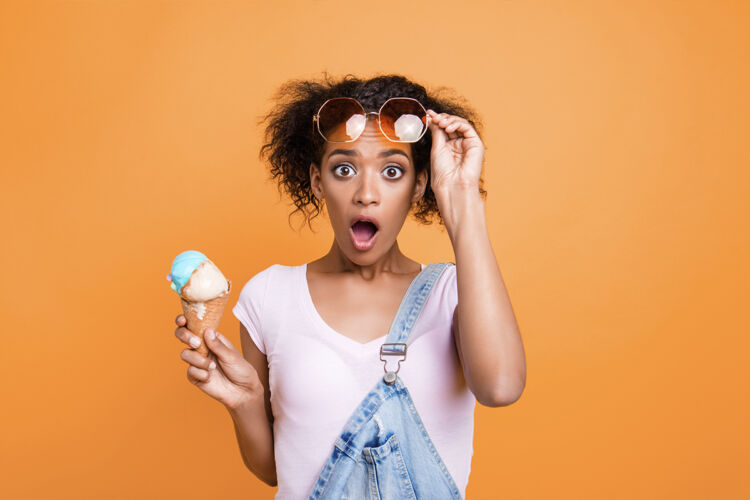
[414,262,459,339]
[231,266,273,355]
[445,263,459,324]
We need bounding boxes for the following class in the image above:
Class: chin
[339,234,389,263]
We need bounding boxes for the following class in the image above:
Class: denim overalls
[307,262,464,500]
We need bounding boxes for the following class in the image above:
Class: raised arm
[427,109,527,407]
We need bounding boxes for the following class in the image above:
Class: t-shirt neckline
[299,262,425,351]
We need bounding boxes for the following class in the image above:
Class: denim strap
[379,262,452,384]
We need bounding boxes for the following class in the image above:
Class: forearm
[226,394,277,486]
[439,187,526,405]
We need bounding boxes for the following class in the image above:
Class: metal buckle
[380,343,407,385]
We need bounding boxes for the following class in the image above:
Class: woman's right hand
[174,314,263,410]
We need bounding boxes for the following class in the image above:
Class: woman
[173,73,526,499]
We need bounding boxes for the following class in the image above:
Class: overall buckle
[380,343,407,385]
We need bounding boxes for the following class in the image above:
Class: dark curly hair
[258,72,487,232]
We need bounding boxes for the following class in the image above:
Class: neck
[311,239,420,280]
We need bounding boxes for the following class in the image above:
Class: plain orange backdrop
[1,1,748,499]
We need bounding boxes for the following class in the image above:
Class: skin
[173,104,527,484]
[308,117,428,276]
[424,108,526,407]
[303,117,431,343]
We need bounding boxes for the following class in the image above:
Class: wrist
[434,186,485,237]
[225,389,264,415]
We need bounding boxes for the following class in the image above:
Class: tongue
[352,221,377,241]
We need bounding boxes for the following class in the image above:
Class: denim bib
[307,262,464,500]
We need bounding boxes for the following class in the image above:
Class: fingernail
[206,329,216,340]
[190,337,201,348]
[209,361,217,370]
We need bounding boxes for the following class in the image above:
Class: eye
[332,164,355,177]
[384,166,404,179]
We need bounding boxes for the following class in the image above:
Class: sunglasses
[312,97,431,143]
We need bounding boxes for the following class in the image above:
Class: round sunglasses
[312,97,431,143]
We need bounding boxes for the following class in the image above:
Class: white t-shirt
[232,263,476,499]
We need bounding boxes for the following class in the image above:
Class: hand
[174,314,262,410]
[426,109,484,194]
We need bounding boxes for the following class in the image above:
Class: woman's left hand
[426,109,484,194]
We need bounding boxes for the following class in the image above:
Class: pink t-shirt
[232,262,476,499]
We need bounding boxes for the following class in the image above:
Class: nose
[353,168,379,207]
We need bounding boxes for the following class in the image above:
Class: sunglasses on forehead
[312,97,431,143]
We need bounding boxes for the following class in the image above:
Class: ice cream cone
[180,280,232,357]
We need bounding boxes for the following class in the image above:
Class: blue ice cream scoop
[166,250,208,295]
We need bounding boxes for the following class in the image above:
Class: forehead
[321,119,412,162]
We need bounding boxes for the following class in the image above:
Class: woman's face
[310,118,428,264]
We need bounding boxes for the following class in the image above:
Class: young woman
[173,74,526,499]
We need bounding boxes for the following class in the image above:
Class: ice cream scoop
[169,251,229,302]
[168,250,231,356]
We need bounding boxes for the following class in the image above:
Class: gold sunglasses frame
[312,97,432,143]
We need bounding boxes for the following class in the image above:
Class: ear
[411,168,428,203]
[310,162,324,200]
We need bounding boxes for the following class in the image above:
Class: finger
[180,348,216,371]
[437,118,461,140]
[434,118,466,138]
[445,120,478,139]
[438,114,467,128]
[175,314,186,326]
[427,109,451,125]
[204,328,239,361]
[428,110,465,148]
[427,117,447,150]
[431,112,454,126]
[445,118,469,134]
[187,365,209,382]
[438,115,454,126]
[175,325,202,349]
[216,332,239,351]
[429,111,468,126]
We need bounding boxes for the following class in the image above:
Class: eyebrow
[326,148,410,160]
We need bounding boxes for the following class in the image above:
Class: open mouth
[350,220,379,251]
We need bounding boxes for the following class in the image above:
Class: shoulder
[436,261,457,286]
[232,264,299,330]
[434,262,458,310]
[235,263,302,300]
[237,264,275,294]
[420,262,457,311]
[419,261,455,289]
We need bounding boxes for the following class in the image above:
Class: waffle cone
[180,280,232,357]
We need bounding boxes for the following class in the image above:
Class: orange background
[1,1,748,499]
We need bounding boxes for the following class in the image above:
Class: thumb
[204,328,232,359]
[428,117,447,151]
[216,331,237,351]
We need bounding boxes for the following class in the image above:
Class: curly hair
[258,72,487,232]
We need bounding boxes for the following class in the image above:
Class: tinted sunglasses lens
[379,99,427,142]
[317,98,366,141]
